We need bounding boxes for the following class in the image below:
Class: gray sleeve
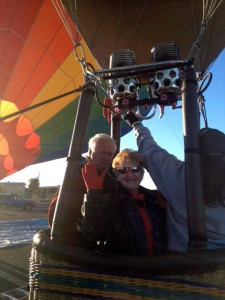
[133,123,186,212]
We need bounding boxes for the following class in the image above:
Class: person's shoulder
[139,185,156,196]
[103,169,116,192]
[140,186,167,207]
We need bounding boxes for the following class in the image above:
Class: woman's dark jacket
[81,184,167,256]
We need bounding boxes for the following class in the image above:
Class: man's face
[90,140,116,172]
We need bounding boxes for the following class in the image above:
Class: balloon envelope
[62,0,225,73]
[1,0,224,179]
[0,0,133,179]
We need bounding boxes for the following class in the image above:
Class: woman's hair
[88,133,117,152]
[200,128,225,207]
[112,148,145,169]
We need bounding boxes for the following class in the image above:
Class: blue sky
[1,50,225,188]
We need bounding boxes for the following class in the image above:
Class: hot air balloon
[0,0,135,179]
[2,0,223,299]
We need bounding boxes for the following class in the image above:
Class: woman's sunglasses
[115,166,142,174]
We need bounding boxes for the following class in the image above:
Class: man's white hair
[88,133,117,152]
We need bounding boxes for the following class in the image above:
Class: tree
[27,177,40,200]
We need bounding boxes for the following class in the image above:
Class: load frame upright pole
[111,113,121,153]
[182,65,207,251]
[51,80,95,243]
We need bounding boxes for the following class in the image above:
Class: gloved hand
[123,111,140,127]
[82,161,106,191]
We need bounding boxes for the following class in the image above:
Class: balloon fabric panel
[0,0,109,179]
[62,0,225,73]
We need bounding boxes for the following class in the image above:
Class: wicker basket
[29,230,225,300]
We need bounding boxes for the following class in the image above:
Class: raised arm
[133,123,185,209]
[81,162,112,243]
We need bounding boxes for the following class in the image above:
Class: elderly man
[48,133,117,227]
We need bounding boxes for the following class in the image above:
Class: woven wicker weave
[29,243,225,300]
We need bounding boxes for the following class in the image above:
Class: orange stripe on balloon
[4,155,14,171]
[4,0,78,110]
[25,132,40,150]
[16,116,33,136]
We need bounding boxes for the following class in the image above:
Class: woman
[81,149,167,256]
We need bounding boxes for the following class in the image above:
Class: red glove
[81,161,106,191]
[103,97,113,124]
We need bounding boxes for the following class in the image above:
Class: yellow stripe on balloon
[0,100,19,122]
[24,40,100,130]
[0,134,9,155]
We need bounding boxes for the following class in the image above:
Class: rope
[188,0,224,65]
[0,87,83,122]
[203,0,224,23]
[51,0,88,75]
[51,0,79,46]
